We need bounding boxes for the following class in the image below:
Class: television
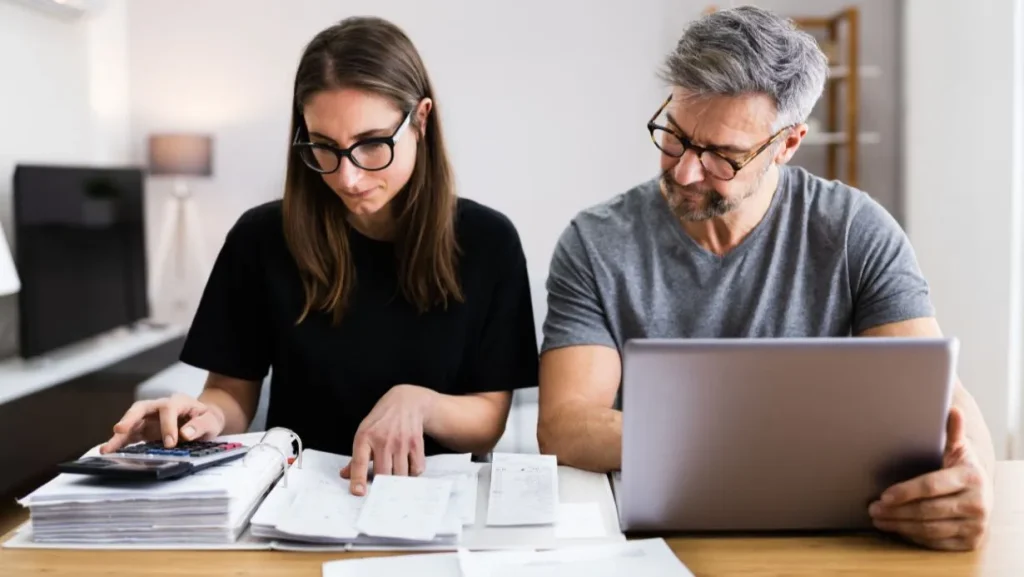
[12,164,149,359]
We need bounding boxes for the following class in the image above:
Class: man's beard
[659,166,767,222]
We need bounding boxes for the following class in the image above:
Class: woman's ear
[415,98,433,138]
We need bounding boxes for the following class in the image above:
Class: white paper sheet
[461,538,694,577]
[321,539,692,577]
[274,487,363,542]
[355,475,454,541]
[554,502,606,539]
[322,551,463,577]
[421,459,480,526]
[485,453,558,526]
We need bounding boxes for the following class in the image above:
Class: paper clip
[243,427,303,488]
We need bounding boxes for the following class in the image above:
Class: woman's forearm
[422,389,512,454]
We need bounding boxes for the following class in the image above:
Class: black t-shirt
[179,197,539,456]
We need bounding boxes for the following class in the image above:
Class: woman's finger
[348,434,374,495]
[158,402,184,447]
[409,435,426,476]
[374,438,394,477]
[112,400,156,435]
[179,411,221,441]
[101,415,151,453]
[392,441,410,476]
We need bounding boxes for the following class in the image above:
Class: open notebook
[4,433,626,552]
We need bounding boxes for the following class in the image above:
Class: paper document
[355,475,454,541]
[461,538,694,577]
[485,453,558,526]
[274,487,363,542]
[420,454,480,526]
[554,502,606,539]
[321,539,692,577]
[322,551,463,577]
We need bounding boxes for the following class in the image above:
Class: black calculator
[58,440,250,481]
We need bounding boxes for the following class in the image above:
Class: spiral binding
[243,426,303,488]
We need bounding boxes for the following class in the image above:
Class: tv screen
[13,165,149,359]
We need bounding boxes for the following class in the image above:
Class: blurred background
[0,0,1020,515]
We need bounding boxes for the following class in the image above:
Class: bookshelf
[792,7,873,188]
[701,6,875,188]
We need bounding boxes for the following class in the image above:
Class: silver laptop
[614,337,958,533]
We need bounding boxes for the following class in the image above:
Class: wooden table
[2,462,1022,577]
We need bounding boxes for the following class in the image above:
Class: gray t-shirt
[541,165,935,357]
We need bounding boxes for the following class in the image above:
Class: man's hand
[339,384,437,496]
[869,406,993,551]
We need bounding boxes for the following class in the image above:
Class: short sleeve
[540,223,617,352]
[179,212,273,382]
[461,226,539,394]
[847,196,936,334]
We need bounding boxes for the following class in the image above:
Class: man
[537,6,995,552]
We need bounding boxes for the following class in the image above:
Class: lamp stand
[150,178,210,319]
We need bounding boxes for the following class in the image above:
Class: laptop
[614,337,958,533]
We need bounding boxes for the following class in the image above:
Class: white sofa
[135,362,540,453]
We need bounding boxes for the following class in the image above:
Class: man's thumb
[946,405,966,451]
[180,412,220,441]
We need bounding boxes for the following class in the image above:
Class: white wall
[125,0,673,331]
[904,0,1023,459]
[0,0,131,359]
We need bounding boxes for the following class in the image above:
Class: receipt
[485,453,558,526]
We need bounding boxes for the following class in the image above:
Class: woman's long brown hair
[283,16,462,325]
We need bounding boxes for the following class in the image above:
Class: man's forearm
[423,390,510,455]
[538,404,622,473]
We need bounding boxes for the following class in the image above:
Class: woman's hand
[99,393,227,453]
[340,384,438,495]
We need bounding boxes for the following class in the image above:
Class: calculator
[58,440,250,481]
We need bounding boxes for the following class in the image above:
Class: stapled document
[485,453,558,526]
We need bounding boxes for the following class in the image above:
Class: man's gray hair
[662,5,828,131]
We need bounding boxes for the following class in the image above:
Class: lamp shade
[148,134,213,177]
[0,220,20,297]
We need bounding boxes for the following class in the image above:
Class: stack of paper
[320,538,695,577]
[17,432,291,545]
[251,449,482,547]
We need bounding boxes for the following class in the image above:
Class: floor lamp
[147,133,213,317]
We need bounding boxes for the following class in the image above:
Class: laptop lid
[617,337,958,533]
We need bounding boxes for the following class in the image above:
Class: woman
[100,16,539,495]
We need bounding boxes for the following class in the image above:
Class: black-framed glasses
[292,109,412,173]
[647,95,790,181]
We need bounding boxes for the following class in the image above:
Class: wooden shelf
[804,132,880,146]
[828,65,881,80]
[793,7,866,188]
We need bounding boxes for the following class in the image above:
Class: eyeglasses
[647,95,790,181]
[292,110,413,173]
